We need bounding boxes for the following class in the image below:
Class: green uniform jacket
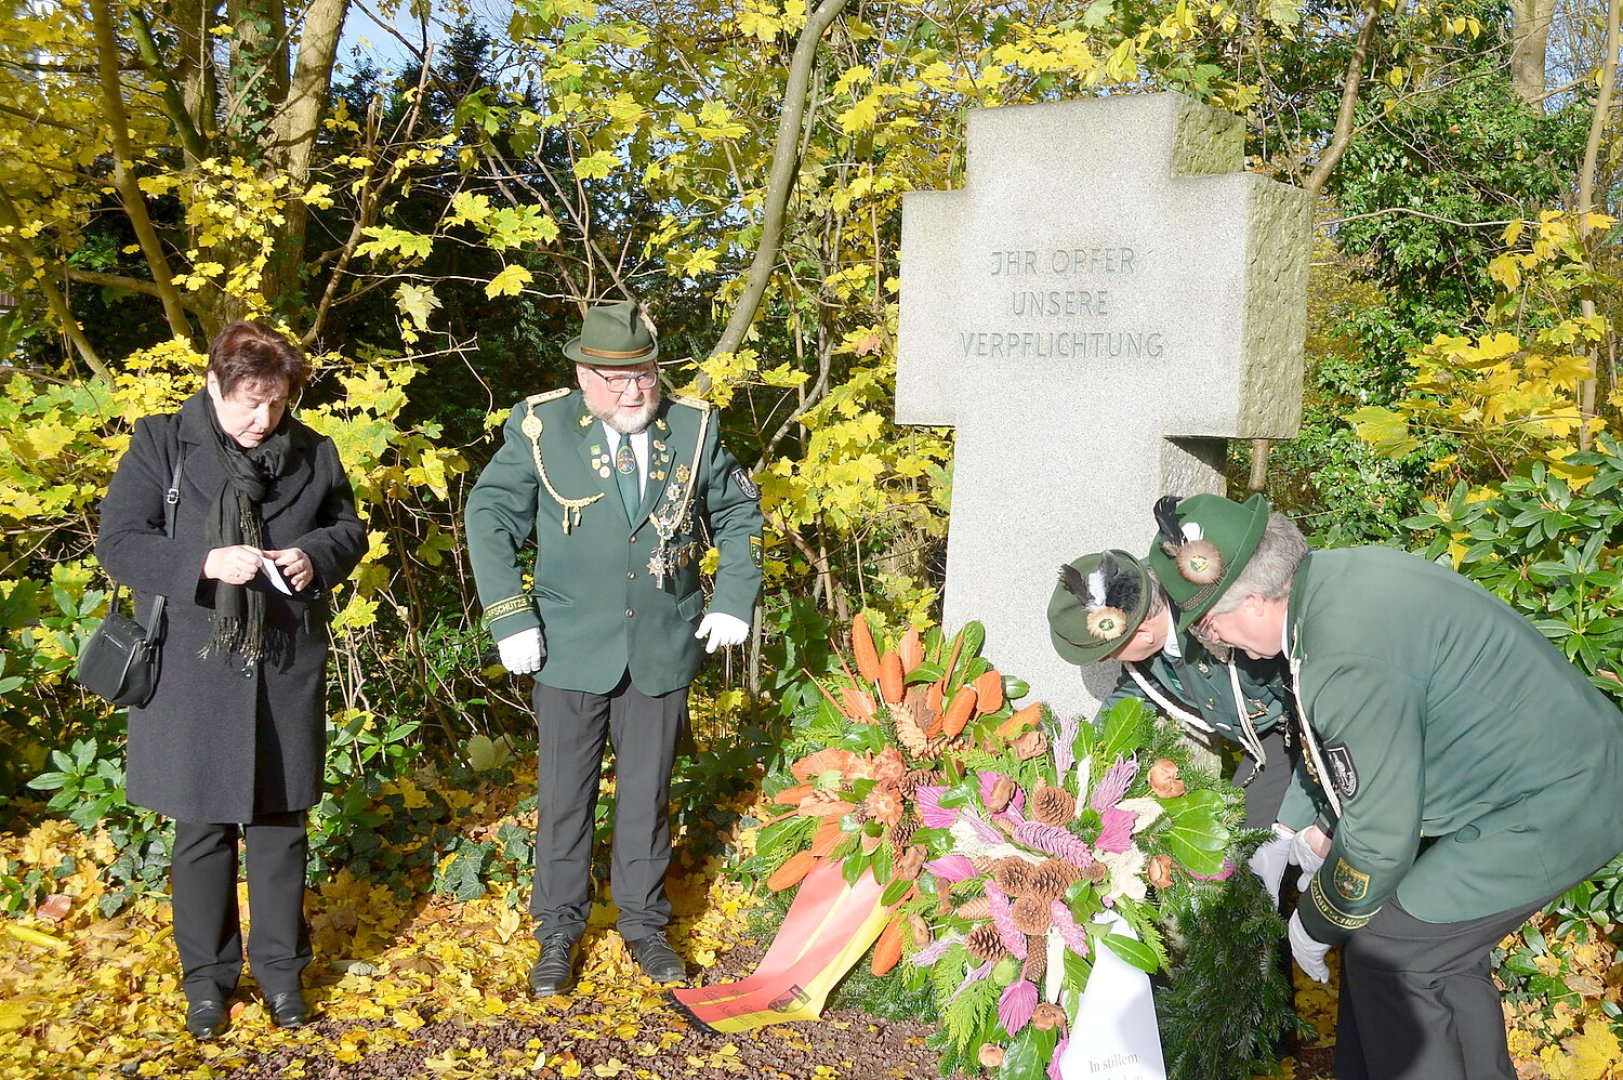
[1290,547,1623,944]
[1098,635,1322,830]
[464,389,764,696]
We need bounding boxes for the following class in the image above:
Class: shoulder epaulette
[524,388,572,407]
[670,393,712,413]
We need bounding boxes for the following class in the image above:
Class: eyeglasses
[590,368,659,392]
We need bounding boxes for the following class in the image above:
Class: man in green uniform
[1047,542,1318,900]
[1155,494,1623,1080]
[465,300,764,997]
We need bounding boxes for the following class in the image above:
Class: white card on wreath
[1057,913,1168,1080]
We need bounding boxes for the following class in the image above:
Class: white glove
[1288,910,1331,983]
[1247,827,1294,906]
[1291,824,1329,890]
[497,627,544,675]
[695,611,750,653]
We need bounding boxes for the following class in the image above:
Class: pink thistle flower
[1053,713,1080,776]
[1013,820,1093,867]
[1090,756,1139,812]
[1189,861,1237,881]
[922,854,977,882]
[999,978,1038,1036]
[1094,806,1137,853]
[986,881,1028,960]
[1048,1032,1069,1080]
[948,959,994,1005]
[914,786,958,828]
[910,933,961,967]
[1048,900,1091,958]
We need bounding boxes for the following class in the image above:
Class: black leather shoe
[627,931,685,983]
[528,933,583,997]
[185,998,227,1040]
[267,990,308,1028]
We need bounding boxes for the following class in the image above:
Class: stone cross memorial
[897,93,1310,720]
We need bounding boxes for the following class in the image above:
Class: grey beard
[589,394,659,435]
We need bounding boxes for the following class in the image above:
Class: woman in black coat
[96,322,365,1039]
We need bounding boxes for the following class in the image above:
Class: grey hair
[1207,512,1308,615]
[1146,578,1168,618]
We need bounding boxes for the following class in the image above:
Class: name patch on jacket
[733,468,760,501]
[1333,857,1370,902]
[1325,742,1359,799]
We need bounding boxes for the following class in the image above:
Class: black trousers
[531,674,686,942]
[1231,728,1294,831]
[1334,892,1562,1080]
[171,811,311,1002]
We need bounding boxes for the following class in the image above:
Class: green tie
[615,438,640,522]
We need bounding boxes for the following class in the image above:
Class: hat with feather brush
[1047,549,1153,664]
[1146,493,1272,632]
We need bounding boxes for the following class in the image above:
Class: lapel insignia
[1325,743,1359,799]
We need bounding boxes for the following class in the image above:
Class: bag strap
[120,418,185,645]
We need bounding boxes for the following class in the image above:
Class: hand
[1288,910,1332,983]
[497,627,545,675]
[1292,824,1330,890]
[1247,826,1294,906]
[695,612,750,653]
[203,545,263,585]
[263,547,314,592]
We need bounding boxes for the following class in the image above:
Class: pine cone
[1026,859,1083,903]
[970,855,998,874]
[888,817,918,849]
[1021,942,1048,984]
[898,768,941,799]
[990,858,1032,896]
[955,896,993,921]
[965,922,1009,963]
[892,700,934,759]
[1011,894,1051,936]
[1030,783,1077,827]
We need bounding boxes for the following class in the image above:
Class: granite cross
[896,92,1310,720]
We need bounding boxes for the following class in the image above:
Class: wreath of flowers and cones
[744,615,1248,1079]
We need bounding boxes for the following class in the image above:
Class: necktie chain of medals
[644,408,709,589]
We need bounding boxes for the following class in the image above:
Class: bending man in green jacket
[465,300,764,997]
[1047,540,1321,902]
[1154,493,1623,1080]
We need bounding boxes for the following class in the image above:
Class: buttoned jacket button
[627,571,636,580]
[626,608,635,618]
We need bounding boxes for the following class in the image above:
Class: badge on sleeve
[749,534,763,567]
[732,468,761,501]
[1333,858,1370,902]
[1325,742,1359,799]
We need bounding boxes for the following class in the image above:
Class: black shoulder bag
[76,428,183,707]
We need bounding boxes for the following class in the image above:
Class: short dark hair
[207,321,310,397]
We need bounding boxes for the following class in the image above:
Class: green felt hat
[564,300,659,366]
[1047,550,1153,665]
[1147,493,1271,632]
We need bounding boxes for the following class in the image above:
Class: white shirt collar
[1159,607,1181,660]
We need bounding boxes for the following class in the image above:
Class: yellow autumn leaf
[575,150,620,179]
[486,264,533,299]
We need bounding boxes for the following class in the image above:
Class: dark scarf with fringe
[200,394,298,664]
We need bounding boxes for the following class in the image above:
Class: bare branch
[706,0,851,362]
[1305,0,1381,198]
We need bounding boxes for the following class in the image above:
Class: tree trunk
[1508,0,1558,105]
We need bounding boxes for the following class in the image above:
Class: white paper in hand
[1057,912,1168,1080]
[259,554,294,594]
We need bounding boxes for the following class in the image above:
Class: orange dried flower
[984,776,1018,814]
[894,845,927,882]
[1148,854,1174,889]
[1147,759,1186,798]
[865,783,904,827]
[1032,1003,1067,1031]
[978,1045,1006,1069]
[1012,728,1049,760]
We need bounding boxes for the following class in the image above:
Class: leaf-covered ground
[0,759,1610,1080]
